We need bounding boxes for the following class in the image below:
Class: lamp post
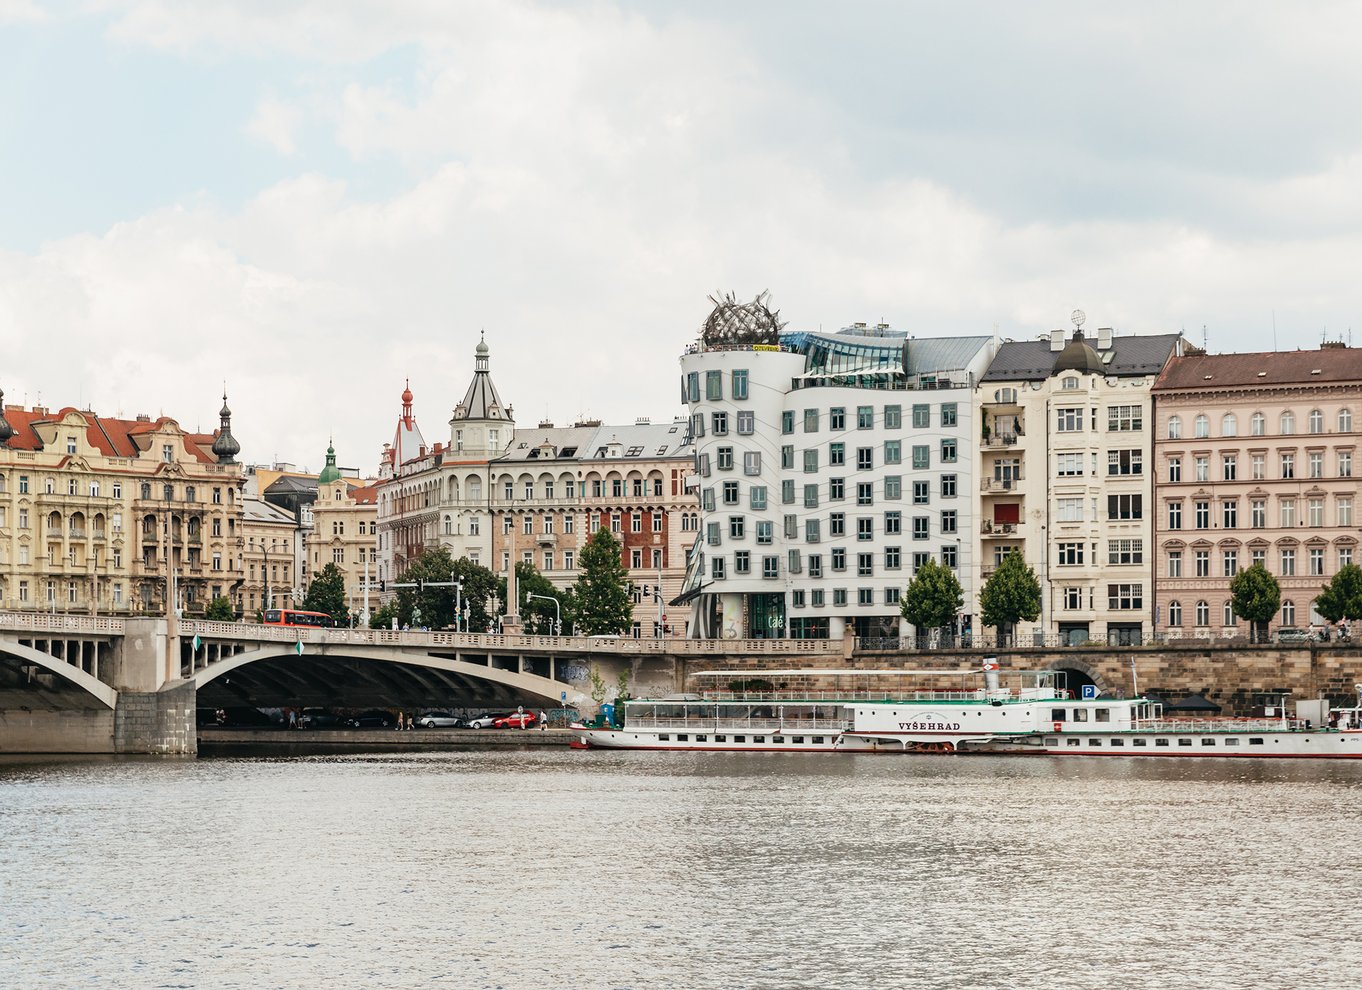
[527,592,561,636]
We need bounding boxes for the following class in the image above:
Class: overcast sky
[4,1,1361,472]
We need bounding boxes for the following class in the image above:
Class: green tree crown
[303,562,351,625]
[1229,563,1281,625]
[901,558,964,631]
[1315,564,1362,623]
[979,549,1041,630]
[569,528,633,636]
[204,596,236,622]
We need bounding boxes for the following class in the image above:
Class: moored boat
[569,664,1362,758]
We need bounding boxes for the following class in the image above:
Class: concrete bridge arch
[0,639,118,710]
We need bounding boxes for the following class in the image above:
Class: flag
[192,634,201,652]
[981,659,999,671]
[295,640,304,656]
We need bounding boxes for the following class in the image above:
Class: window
[1309,452,1324,479]
[1194,414,1209,438]
[1195,550,1210,577]
[941,403,958,427]
[1221,413,1238,437]
[831,547,846,571]
[804,484,819,509]
[941,510,957,534]
[1310,547,1325,576]
[885,546,901,569]
[1222,550,1238,577]
[912,446,929,469]
[1057,542,1084,565]
[780,446,793,471]
[1108,539,1143,565]
[1057,498,1083,522]
[1280,549,1296,576]
[1194,501,1210,529]
[940,439,957,463]
[1167,416,1182,439]
[856,482,873,506]
[806,519,821,543]
[911,404,928,428]
[827,442,846,467]
[781,411,794,435]
[732,369,749,400]
[1282,600,1296,626]
[857,406,873,429]
[802,449,818,474]
[734,551,750,574]
[1309,409,1324,434]
[804,409,819,433]
[1280,498,1296,528]
[1168,551,1182,577]
[711,557,726,579]
[1220,454,1237,481]
[885,405,903,429]
[1195,456,1209,482]
[1339,497,1353,527]
[857,553,873,576]
[762,556,779,579]
[736,410,754,435]
[830,513,845,536]
[857,447,873,470]
[1222,500,1238,528]
[884,440,901,465]
[1056,408,1082,432]
[1108,450,1142,476]
[1108,494,1143,520]
[1168,600,1182,626]
[1308,498,1324,527]
[750,486,767,510]
[1107,584,1143,610]
[1168,502,1182,530]
[707,522,721,546]
[912,517,929,540]
[781,480,795,504]
[830,478,845,500]
[1281,411,1295,435]
[728,516,745,540]
[1249,411,1265,436]
[830,407,845,430]
[887,476,904,499]
[941,544,958,569]
[756,521,773,545]
[1108,405,1143,432]
[940,475,955,498]
[1341,452,1354,478]
[1057,453,1084,477]
[857,517,874,541]
[1281,452,1297,479]
[705,370,722,401]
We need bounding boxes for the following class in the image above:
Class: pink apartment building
[1152,344,1362,639]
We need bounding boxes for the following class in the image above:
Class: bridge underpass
[0,640,120,753]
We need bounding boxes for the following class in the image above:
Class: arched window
[1280,411,1295,435]
[1282,600,1296,626]
[1223,601,1236,626]
[468,477,482,501]
[1061,376,1078,391]
[1168,600,1183,626]
[1194,414,1209,438]
[1308,409,1324,434]
[1195,600,1210,627]
[1339,408,1353,433]
[1221,413,1237,437]
[1251,412,1265,436]
[1166,416,1182,439]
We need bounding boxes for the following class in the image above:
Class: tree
[569,528,633,635]
[502,561,565,635]
[392,548,498,630]
[901,558,964,643]
[1316,564,1362,625]
[204,596,236,621]
[1230,562,1281,643]
[979,550,1041,641]
[369,600,399,630]
[303,563,350,626]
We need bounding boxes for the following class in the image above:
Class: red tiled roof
[349,485,378,504]
[1154,347,1362,391]
[2,406,218,463]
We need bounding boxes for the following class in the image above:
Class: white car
[465,713,507,729]
[417,712,465,728]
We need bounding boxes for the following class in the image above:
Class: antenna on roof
[1202,325,1208,352]
[1272,310,1277,351]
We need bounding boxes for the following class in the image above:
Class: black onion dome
[0,388,11,445]
[212,391,241,462]
[1053,330,1104,374]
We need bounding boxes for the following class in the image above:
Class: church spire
[211,389,241,463]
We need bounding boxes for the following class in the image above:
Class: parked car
[1275,627,1310,644]
[298,708,345,730]
[417,712,466,728]
[346,710,397,729]
[465,712,508,729]
[494,712,538,729]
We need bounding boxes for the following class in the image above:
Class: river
[3,748,1361,990]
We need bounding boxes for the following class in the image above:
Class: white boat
[569,664,1362,759]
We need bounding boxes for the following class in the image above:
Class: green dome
[318,443,342,485]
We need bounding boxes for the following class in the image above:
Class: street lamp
[527,592,562,636]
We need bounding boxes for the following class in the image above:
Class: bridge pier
[113,682,197,756]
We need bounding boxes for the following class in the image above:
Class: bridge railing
[177,621,842,656]
[0,611,126,635]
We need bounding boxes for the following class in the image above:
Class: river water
[3,748,1361,990]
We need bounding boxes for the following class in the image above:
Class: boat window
[1072,708,1088,721]
[1050,709,1067,721]
[1201,738,1216,746]
[754,736,766,743]
[696,735,708,742]
[677,734,688,741]
[1224,738,1239,746]
[1066,738,1080,746]
[1095,709,1111,722]
[734,735,746,743]
[1178,738,1193,746]
[773,736,785,744]
[1133,738,1147,747]
[715,735,726,742]
[1090,739,1102,746]
[1155,738,1170,747]
[793,736,805,744]
[1249,738,1264,745]
[1045,736,1059,746]
[1110,738,1124,747]
[812,736,824,744]
[659,734,669,741]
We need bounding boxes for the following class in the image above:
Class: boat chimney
[982,658,1000,693]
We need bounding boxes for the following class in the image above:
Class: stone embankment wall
[667,645,1362,715]
[114,681,197,755]
[0,709,116,753]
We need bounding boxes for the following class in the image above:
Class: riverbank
[198,726,572,754]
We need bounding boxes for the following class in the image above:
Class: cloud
[245,95,303,156]
[0,0,45,23]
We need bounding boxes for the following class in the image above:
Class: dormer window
[66,436,77,454]
[1061,376,1078,390]
[163,444,174,463]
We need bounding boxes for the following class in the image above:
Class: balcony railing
[980,477,1022,493]
[981,433,1022,448]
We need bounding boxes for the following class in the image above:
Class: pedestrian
[396,710,404,731]
[287,709,297,730]
[407,714,414,731]
[539,710,548,731]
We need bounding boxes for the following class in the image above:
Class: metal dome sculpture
[700,290,786,348]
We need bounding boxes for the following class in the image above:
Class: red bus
[263,609,335,628]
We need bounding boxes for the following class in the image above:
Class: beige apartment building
[240,496,298,617]
[1152,344,1362,639]
[976,322,1185,644]
[0,390,246,615]
[309,444,379,621]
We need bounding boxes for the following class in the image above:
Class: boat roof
[692,668,1051,677]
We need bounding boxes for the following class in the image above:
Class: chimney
[136,413,151,422]
[538,419,554,429]
[1049,329,1065,352]
[1097,327,1113,350]
[635,417,651,425]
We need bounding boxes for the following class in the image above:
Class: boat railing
[627,717,850,732]
[1132,718,1303,733]
[696,689,998,703]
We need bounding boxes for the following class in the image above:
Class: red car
[494,712,537,729]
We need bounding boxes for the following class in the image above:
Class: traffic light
[641,584,650,599]
[380,579,386,592]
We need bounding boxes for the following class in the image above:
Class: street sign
[192,634,201,652]
[295,640,305,656]
[1081,684,1098,700]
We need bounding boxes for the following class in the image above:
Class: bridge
[0,612,839,755]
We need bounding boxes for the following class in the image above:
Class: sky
[4,1,1362,473]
